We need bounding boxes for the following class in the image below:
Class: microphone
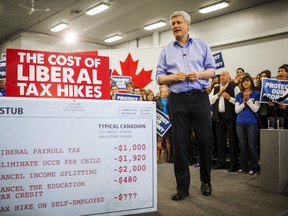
[183,53,186,56]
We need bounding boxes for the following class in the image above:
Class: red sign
[6,49,110,99]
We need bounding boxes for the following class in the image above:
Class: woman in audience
[146,89,155,102]
[156,87,172,162]
[235,74,261,175]
[256,70,272,129]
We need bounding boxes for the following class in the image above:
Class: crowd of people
[209,65,288,173]
[110,59,288,199]
[109,10,288,201]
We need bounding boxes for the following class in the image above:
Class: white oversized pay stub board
[0,97,157,216]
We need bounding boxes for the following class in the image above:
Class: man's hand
[217,86,226,97]
[187,71,200,81]
[222,92,231,100]
[175,72,188,81]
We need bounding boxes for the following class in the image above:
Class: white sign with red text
[0,97,157,216]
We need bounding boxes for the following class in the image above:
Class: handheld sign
[115,93,141,101]
[156,109,171,137]
[260,78,288,105]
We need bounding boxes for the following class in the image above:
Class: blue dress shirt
[156,36,215,93]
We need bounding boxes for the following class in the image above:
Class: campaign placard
[213,52,225,70]
[260,78,288,105]
[1,53,6,60]
[156,109,171,137]
[5,49,110,99]
[0,60,5,79]
[115,93,141,101]
[0,97,157,216]
[111,76,131,91]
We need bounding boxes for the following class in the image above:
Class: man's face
[171,16,190,39]
[278,68,286,74]
[277,71,288,80]
[220,72,230,84]
[0,79,5,89]
[134,88,141,95]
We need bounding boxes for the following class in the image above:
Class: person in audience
[267,72,288,129]
[255,70,272,155]
[110,84,118,100]
[256,70,272,129]
[209,71,240,172]
[146,89,155,101]
[0,78,6,96]
[277,71,288,80]
[255,73,261,89]
[134,86,141,95]
[278,65,288,77]
[231,68,245,86]
[207,75,220,94]
[140,88,146,101]
[125,81,134,94]
[156,87,172,163]
[235,74,261,175]
[134,86,143,100]
[155,84,168,101]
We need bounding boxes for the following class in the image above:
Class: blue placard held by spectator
[213,52,225,70]
[115,92,141,101]
[261,78,288,105]
[111,76,131,91]
[156,109,171,137]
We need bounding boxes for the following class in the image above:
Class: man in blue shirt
[156,11,215,200]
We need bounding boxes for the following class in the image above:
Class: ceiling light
[50,23,68,32]
[65,32,77,44]
[199,1,229,14]
[104,35,122,43]
[144,21,166,30]
[86,3,109,16]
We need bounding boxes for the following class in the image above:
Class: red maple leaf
[112,53,153,89]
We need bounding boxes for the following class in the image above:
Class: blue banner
[260,78,288,105]
[213,52,225,70]
[156,109,171,137]
[115,92,141,101]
